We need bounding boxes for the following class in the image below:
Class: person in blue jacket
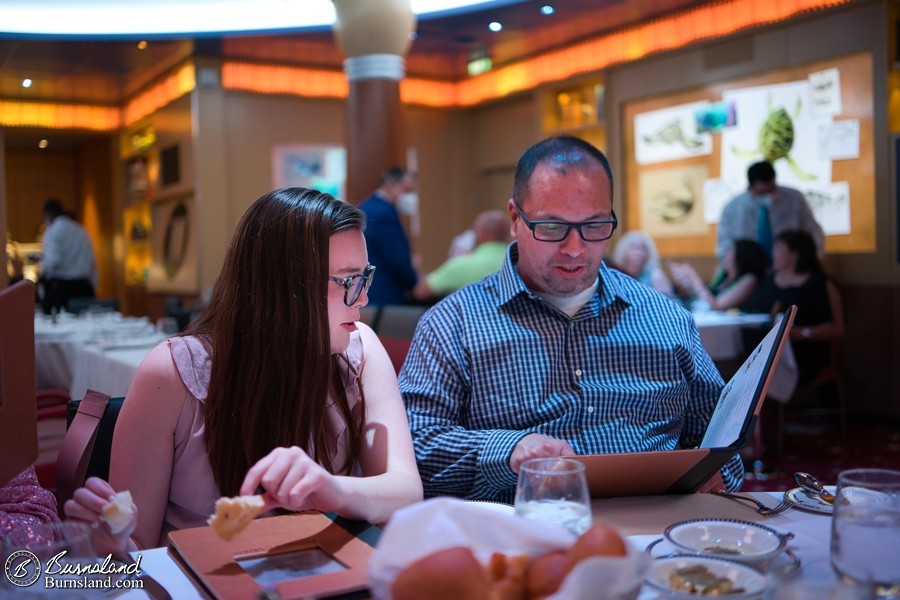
[359,167,420,305]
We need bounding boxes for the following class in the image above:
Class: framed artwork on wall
[271,144,347,200]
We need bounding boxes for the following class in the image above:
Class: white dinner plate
[784,486,835,514]
[644,555,767,598]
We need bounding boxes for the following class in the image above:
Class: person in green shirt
[413,209,508,302]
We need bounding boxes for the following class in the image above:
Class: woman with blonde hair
[65,188,422,555]
[610,230,674,296]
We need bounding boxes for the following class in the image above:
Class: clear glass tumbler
[514,457,592,535]
[830,468,900,597]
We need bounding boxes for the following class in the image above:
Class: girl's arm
[108,342,188,549]
[240,324,422,525]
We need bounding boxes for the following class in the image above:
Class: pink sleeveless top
[159,332,364,546]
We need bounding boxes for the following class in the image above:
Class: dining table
[34,310,164,400]
[113,490,845,599]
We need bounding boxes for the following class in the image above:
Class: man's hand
[698,472,726,493]
[510,434,575,473]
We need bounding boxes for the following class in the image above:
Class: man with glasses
[400,135,743,503]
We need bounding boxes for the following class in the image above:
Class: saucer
[663,518,788,562]
[784,486,835,514]
[646,535,800,576]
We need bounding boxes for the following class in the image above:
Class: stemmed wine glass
[514,457,592,535]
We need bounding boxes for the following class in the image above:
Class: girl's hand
[240,447,344,515]
[64,477,137,557]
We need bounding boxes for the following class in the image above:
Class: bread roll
[101,490,135,535]
[525,550,568,599]
[487,551,529,600]
[207,495,266,541]
[565,522,627,574]
[392,546,489,600]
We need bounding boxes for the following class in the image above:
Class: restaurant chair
[359,305,381,329]
[34,389,71,490]
[67,296,119,315]
[775,338,846,457]
[55,390,123,514]
[379,336,413,375]
[375,304,427,338]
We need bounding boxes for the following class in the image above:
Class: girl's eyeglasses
[328,264,376,306]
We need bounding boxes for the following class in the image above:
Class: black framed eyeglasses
[513,201,617,242]
[328,264,376,306]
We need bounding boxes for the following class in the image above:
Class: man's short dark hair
[380,166,407,186]
[513,135,613,204]
[43,199,64,219]
[747,161,776,185]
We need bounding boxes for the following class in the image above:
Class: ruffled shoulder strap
[168,335,212,402]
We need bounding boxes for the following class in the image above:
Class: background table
[692,310,771,361]
[35,311,162,400]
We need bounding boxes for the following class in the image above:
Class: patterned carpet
[740,410,900,493]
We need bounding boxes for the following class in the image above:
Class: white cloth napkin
[367,497,648,600]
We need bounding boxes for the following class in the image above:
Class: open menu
[168,512,374,599]
[570,305,796,498]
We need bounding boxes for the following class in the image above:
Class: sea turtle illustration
[732,94,816,181]
[643,118,704,149]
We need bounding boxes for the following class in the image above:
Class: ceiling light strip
[222,62,349,98]
[452,0,851,106]
[0,0,850,129]
[123,63,197,126]
[0,100,119,130]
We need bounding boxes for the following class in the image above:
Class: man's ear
[507,198,518,240]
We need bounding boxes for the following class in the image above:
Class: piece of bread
[564,522,628,575]
[101,490,136,535]
[525,550,568,599]
[392,546,490,600]
[207,495,266,541]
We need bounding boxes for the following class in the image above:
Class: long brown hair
[186,188,367,496]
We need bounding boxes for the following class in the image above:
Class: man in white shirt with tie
[39,199,98,314]
[716,161,824,265]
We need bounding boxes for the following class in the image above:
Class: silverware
[794,471,835,504]
[709,490,792,516]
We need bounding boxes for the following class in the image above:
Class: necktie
[757,203,773,266]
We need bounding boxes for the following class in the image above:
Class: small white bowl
[663,518,787,562]
[645,555,767,598]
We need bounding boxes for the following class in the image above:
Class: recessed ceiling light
[488,21,502,32]
[541,5,554,16]
[137,40,148,50]
[22,78,32,88]
[38,139,49,149]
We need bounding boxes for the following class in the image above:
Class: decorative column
[332,0,415,204]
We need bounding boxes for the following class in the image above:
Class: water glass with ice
[830,468,900,597]
[514,457,592,535]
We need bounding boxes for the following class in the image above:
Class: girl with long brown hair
[65,188,422,554]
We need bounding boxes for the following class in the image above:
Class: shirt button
[575,369,582,377]
[587,405,594,413]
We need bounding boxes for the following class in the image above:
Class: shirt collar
[496,242,629,314]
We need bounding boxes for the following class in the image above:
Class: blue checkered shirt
[399,243,744,503]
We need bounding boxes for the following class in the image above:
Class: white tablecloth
[34,311,162,400]
[693,310,771,361]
